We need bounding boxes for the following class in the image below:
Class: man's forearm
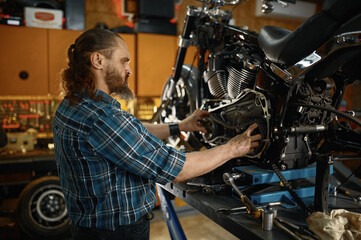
[174,144,233,182]
[142,109,207,140]
[142,123,171,140]
[173,123,261,183]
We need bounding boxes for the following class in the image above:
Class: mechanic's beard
[106,68,134,100]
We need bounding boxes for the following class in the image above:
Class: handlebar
[223,0,241,4]
[195,0,242,6]
[279,0,296,3]
[267,0,296,3]
[193,0,297,17]
[195,0,296,6]
[345,110,361,118]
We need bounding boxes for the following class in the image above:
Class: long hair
[61,28,123,105]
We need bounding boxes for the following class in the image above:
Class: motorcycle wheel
[159,65,203,151]
[16,176,70,239]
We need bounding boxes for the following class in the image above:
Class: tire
[17,176,70,239]
[160,65,203,150]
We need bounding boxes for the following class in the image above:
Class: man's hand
[179,109,210,134]
[227,123,262,158]
[175,123,263,182]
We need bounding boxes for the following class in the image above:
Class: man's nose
[126,65,132,76]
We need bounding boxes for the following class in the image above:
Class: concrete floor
[150,206,238,240]
[0,198,238,240]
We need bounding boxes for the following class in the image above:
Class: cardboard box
[24,7,63,29]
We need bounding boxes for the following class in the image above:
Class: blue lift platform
[233,165,333,206]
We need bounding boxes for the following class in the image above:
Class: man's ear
[90,52,105,70]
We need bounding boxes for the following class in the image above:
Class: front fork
[151,7,200,123]
[166,6,200,99]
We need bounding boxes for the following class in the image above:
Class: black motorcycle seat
[258,0,361,66]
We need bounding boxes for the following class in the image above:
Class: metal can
[262,209,274,231]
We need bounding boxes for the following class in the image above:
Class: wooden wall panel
[48,29,83,96]
[137,33,177,96]
[183,46,198,67]
[0,25,48,95]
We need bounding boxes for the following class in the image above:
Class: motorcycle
[152,0,361,216]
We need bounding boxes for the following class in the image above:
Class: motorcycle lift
[231,164,331,207]
[157,161,361,239]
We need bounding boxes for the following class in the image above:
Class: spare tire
[17,176,70,239]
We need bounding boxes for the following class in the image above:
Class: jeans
[71,213,153,240]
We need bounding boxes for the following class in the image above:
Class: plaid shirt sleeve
[87,109,186,185]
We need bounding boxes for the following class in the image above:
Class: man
[53,28,261,240]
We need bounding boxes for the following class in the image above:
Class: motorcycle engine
[200,89,270,158]
[200,49,270,158]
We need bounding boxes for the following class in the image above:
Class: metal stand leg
[156,184,187,240]
[314,155,333,213]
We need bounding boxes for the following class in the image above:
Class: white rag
[306,209,361,240]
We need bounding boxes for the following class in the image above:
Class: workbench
[157,163,361,240]
[0,150,56,175]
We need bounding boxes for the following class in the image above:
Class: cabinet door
[48,29,82,96]
[0,25,48,95]
[137,33,177,97]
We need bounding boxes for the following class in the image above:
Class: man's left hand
[179,109,210,134]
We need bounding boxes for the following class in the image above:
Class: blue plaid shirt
[53,90,186,230]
